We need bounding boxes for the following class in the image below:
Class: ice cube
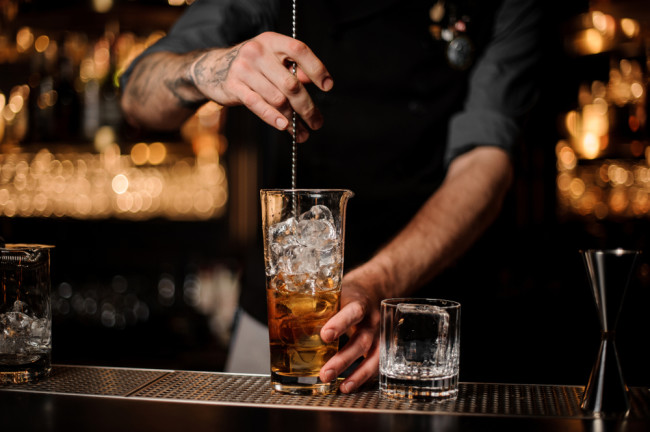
[29,318,51,343]
[315,272,339,292]
[317,244,340,267]
[393,304,449,365]
[297,219,337,251]
[282,273,309,292]
[299,205,334,223]
[1,311,30,333]
[1,311,32,353]
[12,300,30,314]
[287,296,317,316]
[276,245,319,275]
[268,217,299,247]
[268,205,341,280]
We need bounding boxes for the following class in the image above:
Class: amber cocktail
[261,189,352,395]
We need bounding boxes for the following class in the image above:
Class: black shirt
[121,0,542,323]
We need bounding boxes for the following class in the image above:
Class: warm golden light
[0,93,5,143]
[569,178,585,198]
[620,59,632,77]
[92,0,113,13]
[112,174,129,195]
[582,28,604,54]
[581,132,600,159]
[608,165,632,186]
[34,35,49,53]
[621,18,640,38]
[8,93,24,113]
[148,142,167,165]
[559,146,577,170]
[557,172,572,191]
[16,27,33,53]
[1,23,231,222]
[144,32,165,49]
[565,111,579,137]
[591,98,608,115]
[592,11,607,33]
[130,143,150,165]
[582,104,608,136]
[94,126,115,152]
[609,189,629,214]
[591,81,606,99]
[630,82,644,100]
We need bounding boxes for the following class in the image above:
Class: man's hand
[122,32,333,141]
[318,257,394,394]
[191,32,333,142]
[318,146,514,393]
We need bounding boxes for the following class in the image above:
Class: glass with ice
[1,244,54,384]
[261,189,353,395]
[380,298,461,400]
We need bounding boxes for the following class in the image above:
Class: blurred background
[0,0,649,387]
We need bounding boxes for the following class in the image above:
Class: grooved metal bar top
[2,366,649,420]
[133,371,650,419]
[1,365,172,397]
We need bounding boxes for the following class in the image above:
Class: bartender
[120,0,542,393]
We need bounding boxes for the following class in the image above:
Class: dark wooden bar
[2,365,649,431]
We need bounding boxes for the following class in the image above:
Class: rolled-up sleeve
[445,0,543,165]
[120,0,279,88]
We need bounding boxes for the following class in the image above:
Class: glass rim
[580,248,641,256]
[261,188,354,195]
[1,244,55,250]
[381,298,460,309]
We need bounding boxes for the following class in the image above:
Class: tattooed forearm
[192,44,243,87]
[162,51,209,110]
[164,74,207,110]
[127,51,207,111]
[121,46,241,129]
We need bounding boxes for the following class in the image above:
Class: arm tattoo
[163,50,210,110]
[193,44,243,88]
[127,44,244,112]
[164,76,208,110]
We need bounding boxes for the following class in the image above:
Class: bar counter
[1,365,649,431]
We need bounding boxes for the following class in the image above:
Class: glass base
[0,354,51,384]
[271,371,337,395]
[379,373,458,401]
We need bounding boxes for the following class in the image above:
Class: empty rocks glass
[380,298,461,400]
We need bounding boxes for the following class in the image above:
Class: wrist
[159,52,207,110]
[364,253,401,300]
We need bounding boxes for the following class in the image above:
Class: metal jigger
[580,249,640,415]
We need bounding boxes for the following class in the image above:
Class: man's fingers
[265,33,333,91]
[259,58,324,131]
[319,336,379,393]
[278,107,310,142]
[319,325,376,384]
[208,32,329,133]
[339,344,380,394]
[321,301,366,343]
[237,83,289,131]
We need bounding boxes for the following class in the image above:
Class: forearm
[120,50,215,130]
[367,146,514,298]
[121,33,331,138]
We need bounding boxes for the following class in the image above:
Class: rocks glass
[380,298,461,400]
